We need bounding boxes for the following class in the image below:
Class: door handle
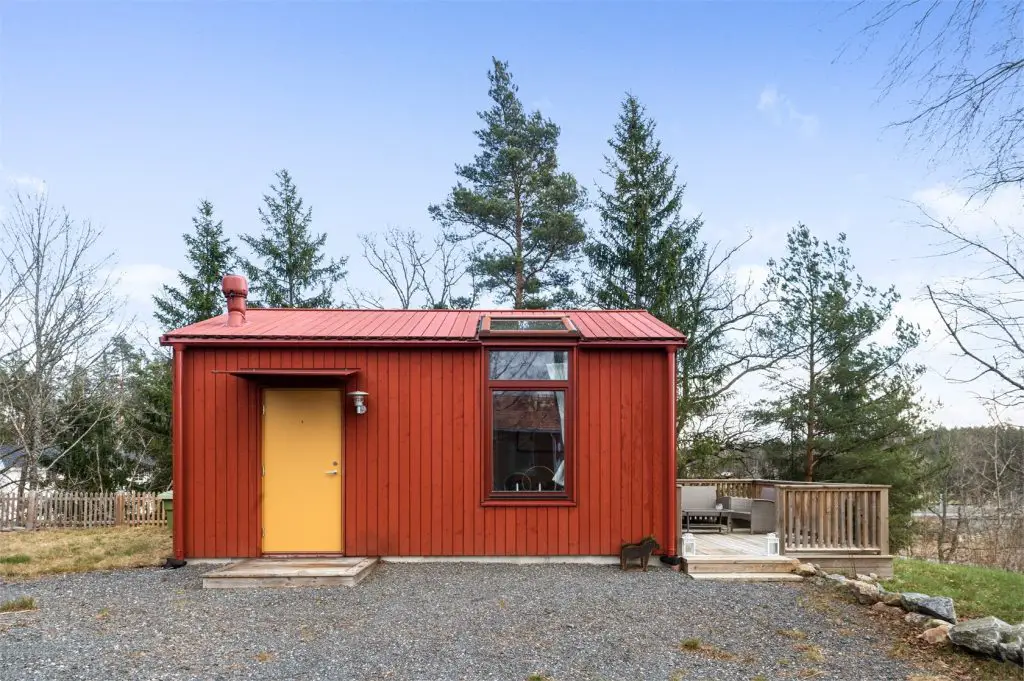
[326,470,338,475]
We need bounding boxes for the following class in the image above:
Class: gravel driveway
[1,562,918,680]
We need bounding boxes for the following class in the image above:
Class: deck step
[202,557,378,589]
[688,572,804,582]
[683,555,799,574]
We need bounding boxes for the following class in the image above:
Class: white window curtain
[546,362,567,487]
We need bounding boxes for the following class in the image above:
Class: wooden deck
[691,531,769,556]
[202,557,378,588]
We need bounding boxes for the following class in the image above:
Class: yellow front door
[262,389,343,553]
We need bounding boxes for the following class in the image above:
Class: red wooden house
[160,276,686,561]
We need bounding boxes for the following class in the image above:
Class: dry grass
[0,596,36,613]
[0,526,170,580]
[677,638,736,661]
[794,643,825,663]
[778,628,809,640]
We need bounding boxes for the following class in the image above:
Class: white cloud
[910,183,1024,233]
[10,174,47,195]
[113,263,178,304]
[757,85,819,138]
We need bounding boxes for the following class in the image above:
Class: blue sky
[2,1,1019,425]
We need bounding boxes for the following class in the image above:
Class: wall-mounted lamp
[347,390,369,415]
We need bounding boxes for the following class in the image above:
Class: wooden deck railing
[675,478,759,499]
[677,478,890,556]
[776,484,889,555]
[0,492,167,530]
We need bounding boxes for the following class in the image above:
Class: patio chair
[722,493,776,534]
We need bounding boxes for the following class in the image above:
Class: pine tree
[585,94,697,317]
[755,224,925,478]
[240,169,347,308]
[153,200,236,331]
[753,224,927,547]
[429,58,586,309]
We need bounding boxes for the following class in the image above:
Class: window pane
[489,350,568,381]
[490,318,566,331]
[492,390,566,493]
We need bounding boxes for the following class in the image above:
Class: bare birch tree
[853,0,1024,193]
[0,191,124,496]
[918,208,1024,407]
[353,226,478,309]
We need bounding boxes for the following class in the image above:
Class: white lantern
[682,532,697,557]
[765,532,780,556]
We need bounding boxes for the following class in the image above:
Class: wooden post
[25,491,37,530]
[878,488,890,555]
[115,493,125,526]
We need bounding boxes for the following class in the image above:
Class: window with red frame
[487,349,570,498]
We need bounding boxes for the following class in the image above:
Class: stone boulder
[794,562,817,577]
[998,623,1023,666]
[904,613,932,626]
[949,616,1010,659]
[826,573,847,585]
[919,623,952,645]
[880,591,903,607]
[870,602,903,616]
[901,592,957,624]
[848,579,880,605]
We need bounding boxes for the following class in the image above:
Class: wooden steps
[683,554,800,575]
[688,572,804,582]
[202,557,378,588]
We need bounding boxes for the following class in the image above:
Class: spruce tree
[585,94,697,317]
[429,58,586,309]
[153,199,237,330]
[240,169,347,308]
[753,224,926,544]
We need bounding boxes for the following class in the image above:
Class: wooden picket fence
[0,491,167,530]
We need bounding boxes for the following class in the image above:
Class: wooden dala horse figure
[619,535,660,571]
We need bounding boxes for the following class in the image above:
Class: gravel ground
[0,562,919,681]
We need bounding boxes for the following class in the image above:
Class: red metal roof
[160,309,685,345]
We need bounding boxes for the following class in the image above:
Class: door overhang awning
[225,368,360,385]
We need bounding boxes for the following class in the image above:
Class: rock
[826,573,847,585]
[999,642,1023,666]
[904,613,932,626]
[871,602,903,616]
[794,562,817,577]
[880,591,903,607]
[901,593,957,624]
[856,573,875,583]
[998,623,1024,665]
[848,580,881,605]
[869,572,879,581]
[948,616,1010,658]
[919,623,952,645]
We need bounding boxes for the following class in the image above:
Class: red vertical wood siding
[177,347,672,558]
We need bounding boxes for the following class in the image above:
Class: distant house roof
[161,309,686,345]
[0,444,25,469]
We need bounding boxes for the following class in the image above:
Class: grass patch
[794,643,825,663]
[0,596,36,613]
[0,554,32,564]
[0,526,170,580]
[679,638,701,651]
[677,638,736,660]
[777,628,808,640]
[883,558,1024,622]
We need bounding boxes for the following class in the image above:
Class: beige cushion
[680,485,717,511]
